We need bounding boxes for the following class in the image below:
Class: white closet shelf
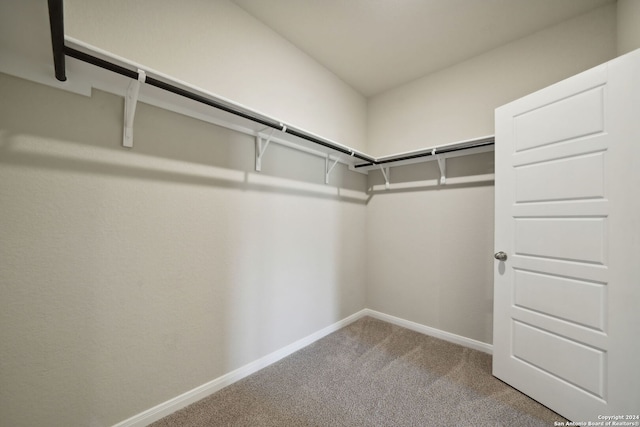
[354,136,495,172]
[10,1,496,184]
[70,38,494,170]
[62,37,374,171]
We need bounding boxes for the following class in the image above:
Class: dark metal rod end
[48,0,67,81]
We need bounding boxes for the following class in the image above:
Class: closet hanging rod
[48,0,66,82]
[65,46,280,130]
[64,47,376,163]
[46,0,375,165]
[47,0,493,170]
[353,137,495,169]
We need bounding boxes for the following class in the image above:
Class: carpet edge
[111,310,369,427]
[112,309,493,427]
[362,309,493,355]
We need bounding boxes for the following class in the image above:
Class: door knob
[494,251,508,261]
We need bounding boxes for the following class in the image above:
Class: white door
[493,49,640,422]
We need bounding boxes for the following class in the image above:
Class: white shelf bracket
[325,155,341,184]
[255,128,276,172]
[433,149,446,184]
[122,69,146,148]
[380,165,390,190]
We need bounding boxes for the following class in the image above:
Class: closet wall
[0,75,367,427]
[0,1,368,426]
[64,0,368,151]
[0,74,367,427]
[2,1,638,426]
[365,4,618,345]
[366,4,617,156]
[617,0,640,55]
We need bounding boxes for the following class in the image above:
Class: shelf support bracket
[380,165,390,190]
[123,69,146,148]
[433,149,446,184]
[255,128,275,172]
[325,155,341,184]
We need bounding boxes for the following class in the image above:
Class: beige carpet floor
[151,316,566,426]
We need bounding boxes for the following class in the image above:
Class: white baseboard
[113,308,491,426]
[112,310,368,427]
[362,309,493,355]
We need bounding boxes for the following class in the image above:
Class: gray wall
[366,4,617,156]
[366,154,495,342]
[365,4,618,345]
[0,2,369,424]
[0,74,367,427]
[64,0,368,151]
[2,1,639,426]
[617,0,640,55]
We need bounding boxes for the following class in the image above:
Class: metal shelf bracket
[433,149,446,184]
[380,165,390,190]
[123,69,146,148]
[325,155,341,184]
[255,128,277,171]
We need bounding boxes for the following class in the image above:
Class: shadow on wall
[364,150,496,344]
[0,72,368,426]
[0,73,494,204]
[367,151,495,196]
[0,74,368,204]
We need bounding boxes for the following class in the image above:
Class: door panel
[513,85,605,152]
[512,321,605,398]
[514,217,606,263]
[493,49,640,421]
[514,151,606,202]
[513,269,606,330]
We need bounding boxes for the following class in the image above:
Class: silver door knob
[494,251,508,261]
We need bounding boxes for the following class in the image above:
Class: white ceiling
[231,0,615,96]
